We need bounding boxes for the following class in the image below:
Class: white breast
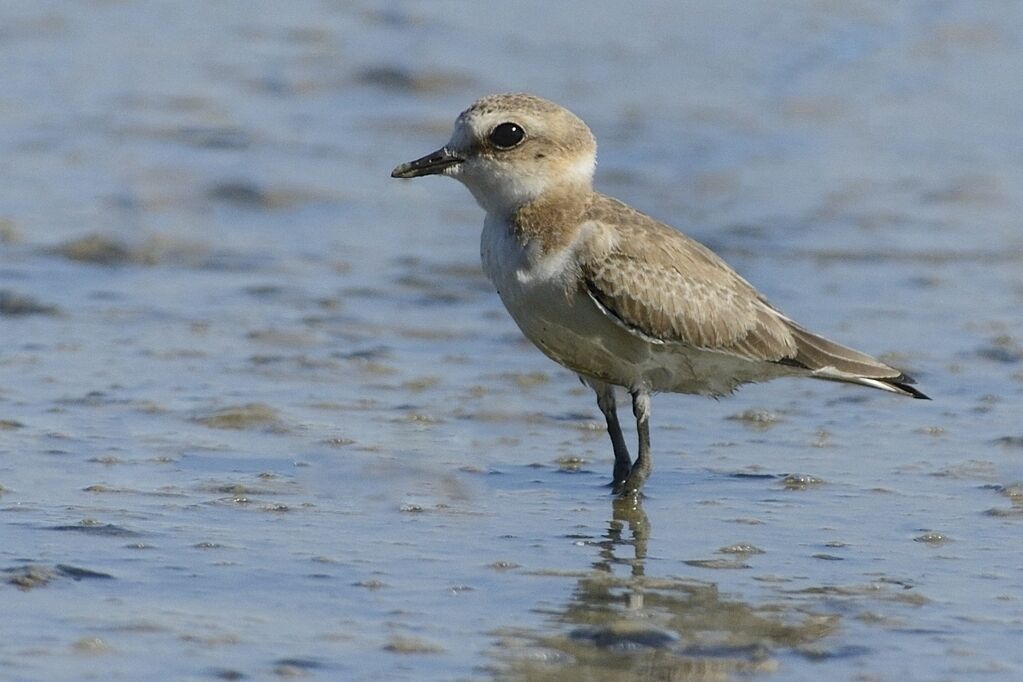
[480,214,580,351]
[479,215,640,383]
[480,214,574,297]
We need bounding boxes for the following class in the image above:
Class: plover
[392,93,928,495]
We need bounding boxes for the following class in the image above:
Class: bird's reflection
[592,496,649,610]
[493,496,840,680]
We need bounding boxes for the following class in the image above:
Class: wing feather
[575,194,927,397]
[580,195,797,362]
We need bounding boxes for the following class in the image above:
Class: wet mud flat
[3,1,1023,680]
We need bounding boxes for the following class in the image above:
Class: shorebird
[392,93,928,496]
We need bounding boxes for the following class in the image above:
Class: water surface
[2,2,1022,680]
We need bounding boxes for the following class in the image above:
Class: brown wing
[580,195,798,362]
[579,195,929,398]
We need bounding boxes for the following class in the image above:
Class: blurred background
[2,2,1022,680]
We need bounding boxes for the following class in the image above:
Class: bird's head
[392,93,597,216]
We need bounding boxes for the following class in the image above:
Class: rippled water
[2,2,1022,680]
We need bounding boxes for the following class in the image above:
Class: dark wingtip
[886,373,931,400]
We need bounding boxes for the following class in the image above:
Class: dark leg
[592,382,632,489]
[620,388,652,496]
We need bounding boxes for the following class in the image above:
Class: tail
[780,323,930,400]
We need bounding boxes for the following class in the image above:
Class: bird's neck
[508,184,594,255]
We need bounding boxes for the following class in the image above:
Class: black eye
[489,122,525,149]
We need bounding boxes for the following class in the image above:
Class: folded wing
[580,195,929,399]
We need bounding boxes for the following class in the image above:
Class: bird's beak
[391,147,464,179]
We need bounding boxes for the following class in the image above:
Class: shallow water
[2,1,1022,680]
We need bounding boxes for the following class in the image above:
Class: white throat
[455,154,595,217]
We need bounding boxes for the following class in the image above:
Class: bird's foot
[609,461,631,494]
[616,463,650,497]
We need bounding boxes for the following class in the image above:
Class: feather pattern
[578,195,928,398]
[580,194,796,360]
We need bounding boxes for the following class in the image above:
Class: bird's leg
[620,388,652,496]
[593,383,632,490]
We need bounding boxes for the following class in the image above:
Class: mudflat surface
[2,2,1022,680]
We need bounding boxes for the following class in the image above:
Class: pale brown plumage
[577,194,926,397]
